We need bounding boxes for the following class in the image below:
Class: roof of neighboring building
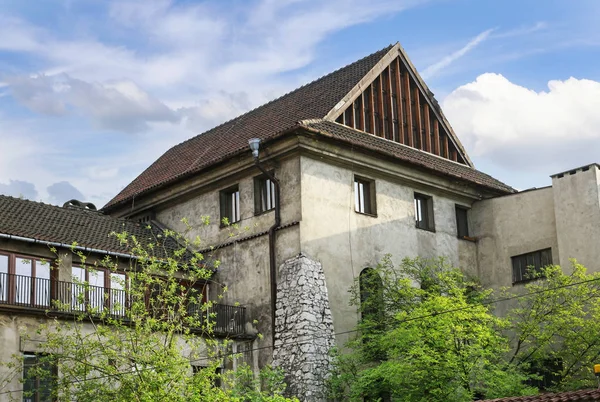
[481,389,600,401]
[298,119,515,194]
[0,195,186,259]
[104,45,395,210]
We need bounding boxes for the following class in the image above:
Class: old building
[101,42,517,400]
[2,42,598,401]
[0,196,250,401]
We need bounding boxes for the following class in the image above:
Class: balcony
[0,272,247,337]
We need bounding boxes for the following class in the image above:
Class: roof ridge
[0,194,135,224]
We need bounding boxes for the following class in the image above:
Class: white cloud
[443,73,600,174]
[422,28,495,79]
[8,74,179,132]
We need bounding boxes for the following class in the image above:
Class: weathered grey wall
[471,187,559,291]
[273,253,335,402]
[155,156,302,368]
[552,165,600,271]
[298,155,479,345]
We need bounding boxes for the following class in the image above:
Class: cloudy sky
[1,0,599,206]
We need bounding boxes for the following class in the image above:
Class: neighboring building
[3,42,599,401]
[0,196,250,401]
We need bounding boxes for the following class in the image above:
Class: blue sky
[1,0,600,206]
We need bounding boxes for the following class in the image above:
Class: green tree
[1,224,297,402]
[328,255,535,401]
[506,261,600,391]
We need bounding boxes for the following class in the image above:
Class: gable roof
[0,195,184,259]
[104,42,511,211]
[104,45,394,210]
[481,388,600,401]
[324,42,473,167]
[298,119,514,194]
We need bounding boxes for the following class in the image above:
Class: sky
[1,0,600,207]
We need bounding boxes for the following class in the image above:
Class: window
[220,185,240,225]
[511,248,552,284]
[23,353,56,402]
[359,268,383,321]
[254,174,276,214]
[354,176,376,215]
[455,205,469,238]
[71,265,127,315]
[414,193,434,231]
[0,252,51,307]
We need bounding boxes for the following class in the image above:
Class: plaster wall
[298,155,478,344]
[155,156,302,367]
[552,166,600,271]
[470,186,559,315]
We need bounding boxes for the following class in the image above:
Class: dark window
[23,353,56,402]
[354,176,376,215]
[455,206,469,238]
[219,185,240,226]
[359,268,383,321]
[254,174,276,214]
[414,193,434,231]
[512,248,553,284]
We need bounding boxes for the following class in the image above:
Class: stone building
[1,42,598,401]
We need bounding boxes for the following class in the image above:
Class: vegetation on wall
[328,255,600,401]
[0,222,297,402]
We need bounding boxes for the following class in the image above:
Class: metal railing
[0,272,246,336]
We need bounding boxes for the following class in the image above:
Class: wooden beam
[403,70,413,147]
[413,87,422,150]
[357,95,364,131]
[377,75,385,137]
[443,132,449,158]
[394,58,404,144]
[349,103,355,129]
[433,119,440,155]
[385,67,394,141]
[451,149,458,162]
[370,84,376,135]
[423,103,431,153]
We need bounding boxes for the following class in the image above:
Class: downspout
[253,160,281,349]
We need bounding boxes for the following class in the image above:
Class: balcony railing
[0,272,246,337]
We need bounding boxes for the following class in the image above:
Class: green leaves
[330,256,536,401]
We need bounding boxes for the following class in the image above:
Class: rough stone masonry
[272,253,335,401]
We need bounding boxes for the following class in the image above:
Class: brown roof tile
[0,195,183,259]
[104,45,394,210]
[299,119,514,194]
[481,388,600,401]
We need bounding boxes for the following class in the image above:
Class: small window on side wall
[254,174,276,215]
[511,248,552,284]
[220,185,240,226]
[414,193,434,231]
[455,205,469,238]
[354,176,376,215]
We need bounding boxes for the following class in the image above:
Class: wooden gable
[326,44,471,166]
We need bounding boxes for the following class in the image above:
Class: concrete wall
[471,187,559,290]
[298,155,479,344]
[552,165,600,271]
[155,156,302,368]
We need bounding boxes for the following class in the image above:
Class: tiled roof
[104,45,394,210]
[0,195,185,259]
[298,119,515,194]
[481,389,600,401]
